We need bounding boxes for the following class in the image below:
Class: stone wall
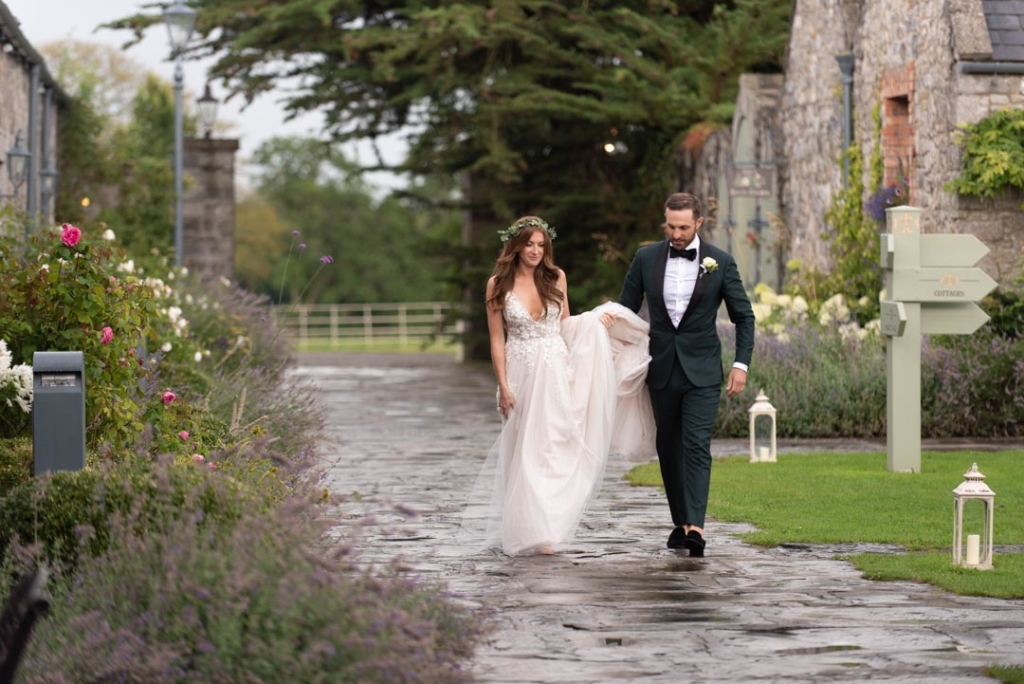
[778,0,851,272]
[183,137,240,281]
[781,0,1024,286]
[0,3,63,223]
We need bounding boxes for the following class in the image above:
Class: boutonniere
[699,256,718,279]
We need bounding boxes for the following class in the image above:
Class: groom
[618,192,755,557]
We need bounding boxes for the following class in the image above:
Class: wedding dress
[463,294,655,556]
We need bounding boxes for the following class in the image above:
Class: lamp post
[748,390,777,463]
[164,0,197,267]
[0,130,32,204]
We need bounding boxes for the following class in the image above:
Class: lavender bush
[11,461,485,684]
[715,322,1024,439]
[716,322,887,438]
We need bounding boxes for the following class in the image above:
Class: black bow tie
[670,246,697,260]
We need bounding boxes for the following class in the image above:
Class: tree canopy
[109,0,790,354]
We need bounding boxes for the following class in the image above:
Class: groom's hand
[725,368,747,399]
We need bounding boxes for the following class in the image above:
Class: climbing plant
[944,108,1024,209]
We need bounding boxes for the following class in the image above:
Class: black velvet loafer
[667,527,688,549]
[684,530,706,557]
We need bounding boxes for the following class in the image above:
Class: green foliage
[0,457,256,575]
[108,0,791,320]
[945,108,1024,208]
[987,664,1024,684]
[0,225,159,447]
[715,322,888,438]
[12,480,485,683]
[237,137,461,304]
[820,144,883,322]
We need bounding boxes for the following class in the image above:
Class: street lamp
[164,0,197,267]
[196,84,219,138]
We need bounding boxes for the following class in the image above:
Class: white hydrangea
[0,340,33,414]
[818,294,851,326]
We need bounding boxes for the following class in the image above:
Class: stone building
[780,0,1024,285]
[0,0,64,224]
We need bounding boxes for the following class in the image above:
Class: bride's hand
[498,387,516,417]
[600,312,616,329]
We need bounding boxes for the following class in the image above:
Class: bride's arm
[486,277,515,417]
[558,268,570,320]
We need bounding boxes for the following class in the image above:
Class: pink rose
[61,223,82,247]
[192,454,205,463]
[100,326,113,344]
[162,391,176,405]
[179,430,189,441]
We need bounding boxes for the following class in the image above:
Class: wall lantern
[0,130,31,200]
[952,463,995,570]
[748,389,777,463]
[196,84,219,138]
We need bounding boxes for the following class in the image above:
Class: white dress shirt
[663,235,701,327]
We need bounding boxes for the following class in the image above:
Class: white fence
[275,302,463,350]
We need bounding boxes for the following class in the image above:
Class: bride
[469,216,654,556]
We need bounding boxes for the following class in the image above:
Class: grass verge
[626,450,1024,598]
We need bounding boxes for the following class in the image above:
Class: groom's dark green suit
[619,238,755,531]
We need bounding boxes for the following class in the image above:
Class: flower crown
[498,218,557,244]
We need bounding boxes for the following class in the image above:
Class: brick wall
[880,63,915,192]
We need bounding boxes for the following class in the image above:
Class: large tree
[111,0,790,354]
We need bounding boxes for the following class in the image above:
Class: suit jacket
[618,239,755,391]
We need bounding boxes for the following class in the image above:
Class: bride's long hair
[486,217,563,314]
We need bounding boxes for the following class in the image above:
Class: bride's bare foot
[536,545,555,555]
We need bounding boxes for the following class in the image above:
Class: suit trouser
[648,357,721,529]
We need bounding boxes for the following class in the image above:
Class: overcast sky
[5,0,404,194]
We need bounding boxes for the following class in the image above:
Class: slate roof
[984,0,1024,62]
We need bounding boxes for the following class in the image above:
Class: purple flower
[320,255,334,264]
[292,230,300,236]
[300,243,307,250]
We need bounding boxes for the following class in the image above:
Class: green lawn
[626,450,1024,598]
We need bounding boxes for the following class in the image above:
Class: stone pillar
[183,137,239,281]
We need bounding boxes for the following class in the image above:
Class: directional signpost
[879,206,997,472]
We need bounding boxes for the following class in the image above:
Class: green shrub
[11,488,486,684]
[0,224,159,447]
[0,457,258,576]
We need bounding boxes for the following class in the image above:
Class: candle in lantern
[966,534,981,566]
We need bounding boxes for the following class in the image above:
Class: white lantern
[748,389,777,463]
[952,463,995,570]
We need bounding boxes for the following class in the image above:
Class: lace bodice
[504,291,566,376]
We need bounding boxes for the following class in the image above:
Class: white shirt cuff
[732,362,749,372]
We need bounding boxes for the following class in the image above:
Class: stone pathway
[294,351,1024,683]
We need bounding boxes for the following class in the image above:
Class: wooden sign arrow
[920,234,990,268]
[891,267,998,303]
[920,302,991,335]
[880,301,907,337]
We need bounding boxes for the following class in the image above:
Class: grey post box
[32,351,86,475]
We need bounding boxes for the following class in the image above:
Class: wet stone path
[293,352,1024,683]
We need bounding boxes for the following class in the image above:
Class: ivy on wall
[944,108,1024,210]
